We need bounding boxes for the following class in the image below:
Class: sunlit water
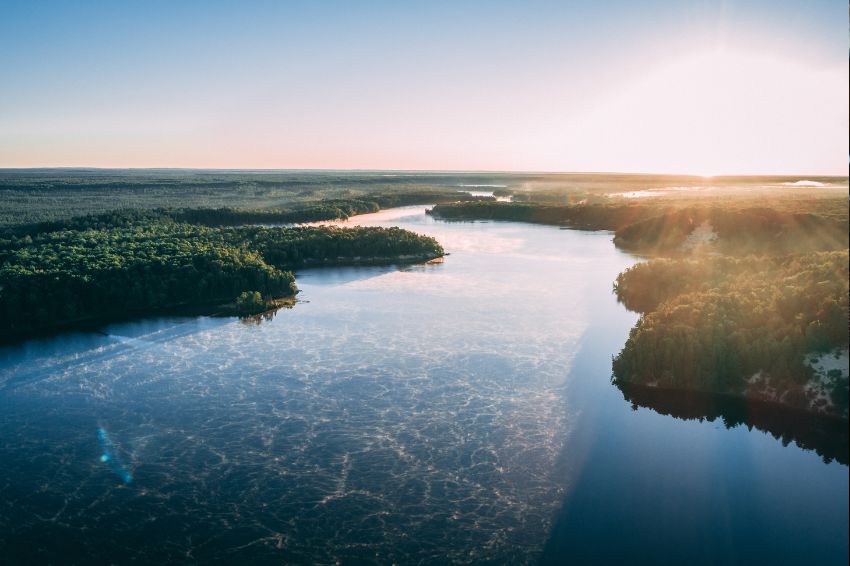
[0,207,847,564]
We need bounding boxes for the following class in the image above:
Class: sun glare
[560,49,848,176]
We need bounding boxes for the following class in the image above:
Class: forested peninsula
[427,201,848,255]
[429,199,850,417]
[613,252,849,417]
[0,199,448,342]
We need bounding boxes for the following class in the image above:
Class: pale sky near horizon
[1,0,847,175]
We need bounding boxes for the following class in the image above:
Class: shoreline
[0,252,445,346]
[615,380,849,465]
[614,378,850,422]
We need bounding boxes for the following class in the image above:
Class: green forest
[0,172,494,340]
[0,209,443,341]
[428,201,848,255]
[612,207,848,255]
[428,201,666,231]
[0,169,502,226]
[6,169,844,227]
[612,252,849,417]
[1,169,506,340]
[3,192,490,237]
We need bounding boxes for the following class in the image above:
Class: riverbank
[0,216,444,342]
[428,201,848,256]
[428,200,849,419]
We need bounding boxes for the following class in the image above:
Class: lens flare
[97,427,133,484]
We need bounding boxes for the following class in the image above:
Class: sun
[562,48,847,176]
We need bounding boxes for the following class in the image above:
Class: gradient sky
[1,0,847,174]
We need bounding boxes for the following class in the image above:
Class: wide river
[0,206,847,564]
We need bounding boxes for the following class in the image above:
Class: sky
[0,0,847,175]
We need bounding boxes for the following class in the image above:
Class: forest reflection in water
[616,382,849,465]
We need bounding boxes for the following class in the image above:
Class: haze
[0,0,846,175]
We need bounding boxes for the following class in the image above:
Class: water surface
[0,206,846,564]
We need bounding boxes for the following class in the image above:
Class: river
[0,206,846,564]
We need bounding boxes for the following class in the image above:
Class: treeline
[4,204,373,236]
[0,220,443,341]
[612,251,849,416]
[4,192,487,238]
[428,202,848,255]
[0,167,503,226]
[427,201,666,231]
[613,207,848,255]
[0,223,294,339]
[245,225,445,267]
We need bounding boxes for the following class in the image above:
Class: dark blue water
[0,206,846,564]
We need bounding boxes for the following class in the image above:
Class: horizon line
[0,166,847,179]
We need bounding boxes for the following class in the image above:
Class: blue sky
[1,1,847,173]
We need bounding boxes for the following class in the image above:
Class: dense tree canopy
[612,207,848,255]
[428,201,665,231]
[0,214,443,341]
[429,202,848,256]
[3,192,491,238]
[612,251,849,416]
[0,167,502,226]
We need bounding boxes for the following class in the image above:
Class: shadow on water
[540,287,848,565]
[541,367,850,566]
[0,316,233,393]
[615,382,849,466]
[295,262,435,287]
